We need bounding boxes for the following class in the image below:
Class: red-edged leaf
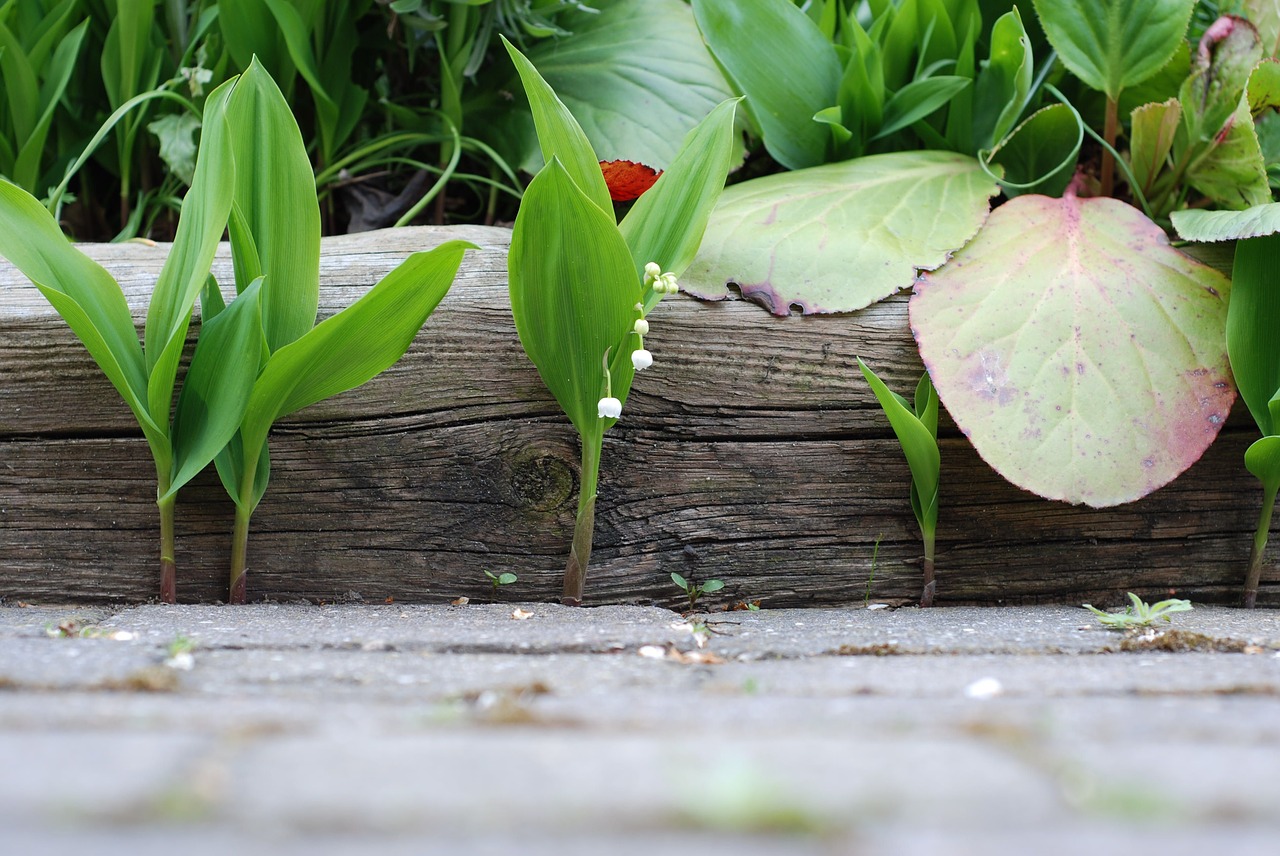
[600,159,661,201]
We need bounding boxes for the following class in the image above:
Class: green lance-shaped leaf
[144,78,237,427]
[509,158,640,436]
[857,359,941,537]
[972,8,1035,152]
[1032,0,1196,100]
[166,277,266,498]
[236,240,476,474]
[502,36,612,215]
[873,76,972,141]
[692,0,842,169]
[1227,233,1280,437]
[224,57,320,352]
[12,18,88,193]
[619,98,739,283]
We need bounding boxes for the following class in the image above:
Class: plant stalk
[158,492,176,604]
[920,529,937,608]
[1100,96,1118,198]
[563,435,601,606]
[229,504,251,605]
[1244,482,1277,609]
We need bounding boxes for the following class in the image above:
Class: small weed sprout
[865,533,883,607]
[484,571,518,596]
[671,572,724,611]
[1083,593,1193,630]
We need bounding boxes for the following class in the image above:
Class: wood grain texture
[1,226,1274,607]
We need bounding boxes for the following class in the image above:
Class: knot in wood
[509,447,576,513]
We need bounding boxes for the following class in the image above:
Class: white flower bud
[631,349,653,370]
[597,397,622,419]
[644,261,661,280]
[634,318,649,335]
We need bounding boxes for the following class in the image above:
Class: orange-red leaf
[600,159,661,201]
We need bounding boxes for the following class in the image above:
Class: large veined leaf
[509,159,639,435]
[1185,96,1271,209]
[911,191,1233,507]
[1172,200,1280,241]
[683,151,999,314]
[1032,0,1196,100]
[519,0,738,172]
[692,0,841,170]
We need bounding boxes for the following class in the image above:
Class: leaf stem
[920,528,937,608]
[158,492,176,604]
[1244,482,1277,609]
[563,433,601,606]
[229,503,251,605]
[1101,96,1118,198]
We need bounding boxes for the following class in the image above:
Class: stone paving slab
[2,602,1279,853]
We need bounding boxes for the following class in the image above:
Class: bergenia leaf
[144,78,236,426]
[224,57,320,352]
[502,36,612,214]
[691,0,841,169]
[1129,98,1181,198]
[619,98,738,282]
[1032,0,1196,100]
[509,158,638,435]
[1172,201,1280,242]
[911,190,1234,507]
[237,240,474,457]
[167,276,266,496]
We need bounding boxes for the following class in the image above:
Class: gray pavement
[1,601,1278,854]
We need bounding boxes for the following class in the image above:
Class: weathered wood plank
[1,226,1274,606]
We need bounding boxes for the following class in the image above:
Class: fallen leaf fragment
[964,677,1004,700]
[637,644,724,664]
[451,597,470,606]
[512,608,534,620]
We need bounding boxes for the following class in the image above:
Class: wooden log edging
[0,226,1274,607]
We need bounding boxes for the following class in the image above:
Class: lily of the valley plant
[503,37,739,604]
[0,60,472,604]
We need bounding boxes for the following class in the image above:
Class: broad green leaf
[873,75,972,141]
[972,8,1034,151]
[1245,435,1280,491]
[1226,233,1280,436]
[1247,59,1280,115]
[1129,98,1181,197]
[167,277,266,496]
[224,58,320,352]
[1180,15,1264,142]
[987,103,1081,197]
[509,159,638,434]
[502,37,611,215]
[858,359,941,532]
[517,0,737,172]
[238,240,474,457]
[618,99,738,282]
[683,151,998,314]
[692,0,842,169]
[911,191,1233,507]
[218,0,292,84]
[1032,0,1196,99]
[147,113,201,185]
[1185,96,1271,210]
[144,79,236,427]
[215,433,271,512]
[1240,0,1280,58]
[1172,200,1280,241]
[0,180,150,429]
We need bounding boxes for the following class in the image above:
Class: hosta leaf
[225,58,320,352]
[238,240,474,457]
[1172,200,1280,241]
[619,98,739,282]
[518,0,737,172]
[1032,0,1196,100]
[911,192,1233,507]
[509,159,638,434]
[692,0,841,170]
[167,277,266,496]
[683,151,998,314]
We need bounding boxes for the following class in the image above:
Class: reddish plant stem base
[920,558,936,608]
[159,559,176,604]
[230,574,247,605]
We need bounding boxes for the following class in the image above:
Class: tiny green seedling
[671,572,725,611]
[484,571,518,596]
[1083,593,1193,630]
[858,360,941,607]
